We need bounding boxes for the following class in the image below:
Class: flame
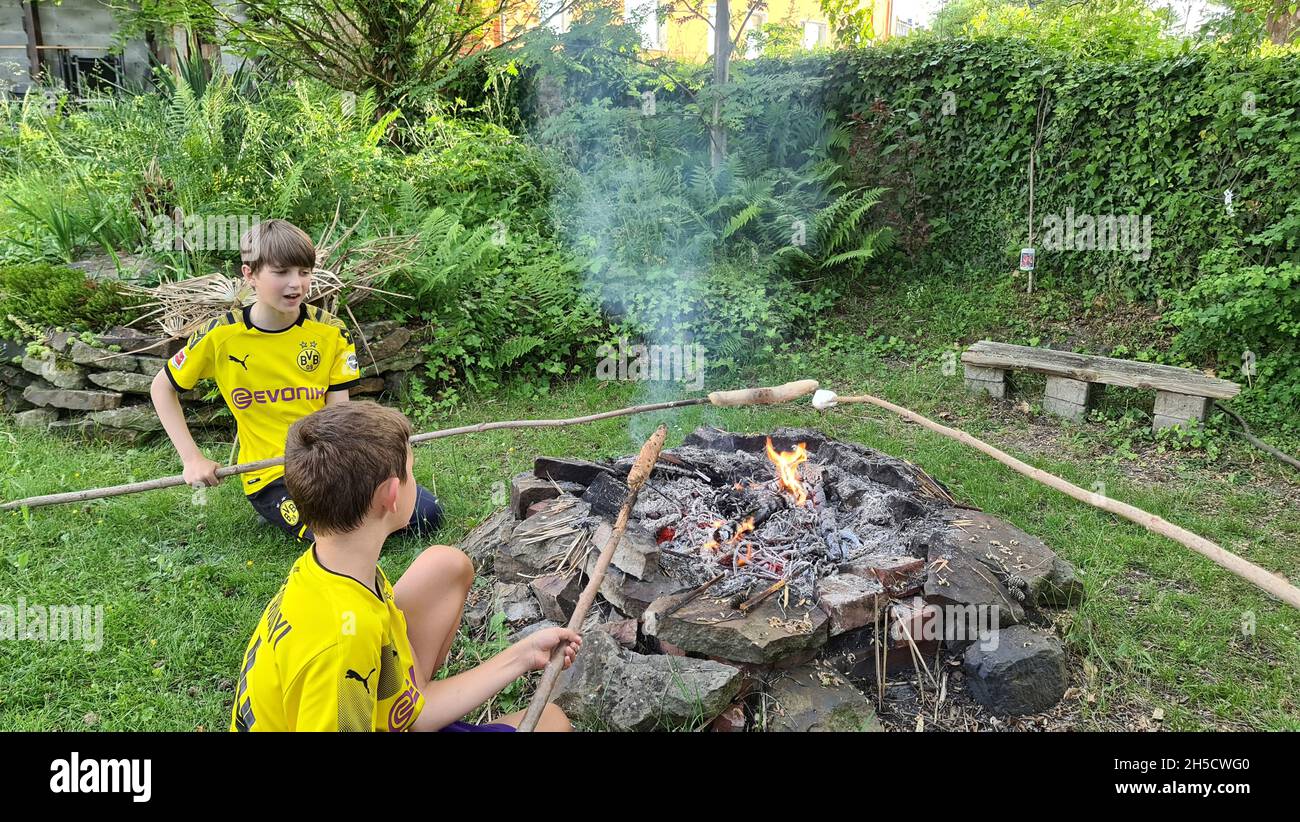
[705,516,754,555]
[765,437,809,506]
[733,516,755,542]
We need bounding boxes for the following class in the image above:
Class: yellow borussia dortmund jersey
[230,547,426,732]
[165,304,361,494]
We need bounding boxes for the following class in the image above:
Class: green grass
[2,309,1298,730]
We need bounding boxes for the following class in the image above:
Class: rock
[534,456,611,487]
[371,351,424,374]
[492,581,542,625]
[586,553,686,619]
[709,703,747,732]
[357,320,402,340]
[681,426,738,452]
[840,554,926,597]
[22,352,87,389]
[88,370,154,394]
[136,356,167,375]
[530,572,583,623]
[0,363,36,388]
[23,384,121,411]
[361,326,412,362]
[493,498,587,582]
[526,500,552,518]
[918,525,1025,626]
[602,618,638,648]
[0,338,27,361]
[459,508,517,572]
[508,619,560,644]
[884,491,928,524]
[93,326,168,353]
[815,573,888,636]
[1,385,31,412]
[15,407,59,430]
[1041,557,1084,607]
[510,471,582,520]
[70,252,158,281]
[581,471,629,519]
[962,624,1067,715]
[553,629,742,732]
[461,586,494,635]
[88,405,163,432]
[644,592,830,665]
[823,623,937,682]
[44,331,75,353]
[764,664,884,732]
[69,340,140,372]
[723,427,830,455]
[592,520,660,580]
[941,510,1084,608]
[657,640,686,656]
[351,377,386,395]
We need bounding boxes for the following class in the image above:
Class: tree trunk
[710,0,729,169]
[1266,3,1300,44]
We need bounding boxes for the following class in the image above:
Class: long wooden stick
[0,380,819,511]
[517,423,668,732]
[833,393,1300,611]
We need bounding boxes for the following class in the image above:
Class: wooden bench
[960,341,1241,432]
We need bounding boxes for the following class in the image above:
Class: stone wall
[1,320,426,443]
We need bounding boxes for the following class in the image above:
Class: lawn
[2,320,1296,732]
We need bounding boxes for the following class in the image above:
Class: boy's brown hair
[240,219,317,273]
[284,402,413,535]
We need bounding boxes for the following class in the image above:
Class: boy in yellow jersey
[230,401,579,732]
[149,219,442,541]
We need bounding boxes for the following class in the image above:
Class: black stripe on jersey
[242,303,308,332]
[329,378,362,392]
[164,364,188,393]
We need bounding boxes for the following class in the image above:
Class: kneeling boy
[150,218,442,541]
[231,401,578,731]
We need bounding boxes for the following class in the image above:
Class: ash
[612,444,939,602]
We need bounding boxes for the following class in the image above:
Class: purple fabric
[438,720,516,733]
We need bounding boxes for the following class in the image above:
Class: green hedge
[802,39,1300,299]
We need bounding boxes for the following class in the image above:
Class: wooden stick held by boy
[1,381,818,511]
[517,423,669,733]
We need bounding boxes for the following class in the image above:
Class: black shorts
[247,477,444,542]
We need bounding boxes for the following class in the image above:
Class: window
[625,0,665,50]
[801,20,827,50]
[745,11,767,58]
[540,0,569,33]
[706,4,716,56]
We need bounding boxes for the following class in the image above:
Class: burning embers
[630,431,944,604]
[695,438,810,574]
[765,437,809,506]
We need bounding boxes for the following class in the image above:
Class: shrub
[0,263,139,339]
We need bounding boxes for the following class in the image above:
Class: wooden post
[21,1,43,84]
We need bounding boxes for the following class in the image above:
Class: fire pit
[464,426,1085,731]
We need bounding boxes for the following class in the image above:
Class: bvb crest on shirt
[279,498,299,526]
[297,340,321,372]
